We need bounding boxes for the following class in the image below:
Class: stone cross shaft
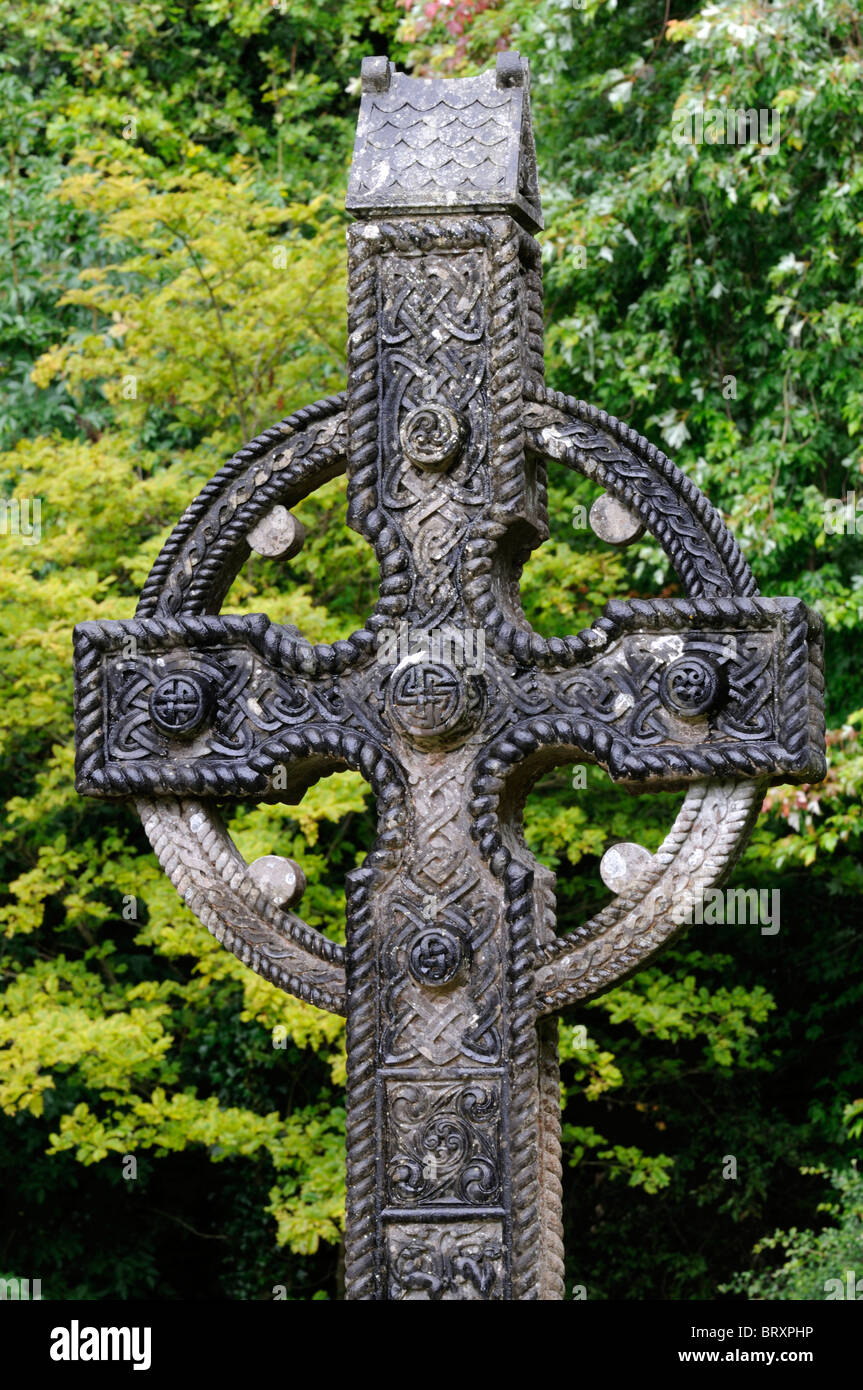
[73,53,825,1300]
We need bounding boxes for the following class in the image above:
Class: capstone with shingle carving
[346,52,542,229]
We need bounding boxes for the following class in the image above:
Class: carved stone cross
[73,53,825,1300]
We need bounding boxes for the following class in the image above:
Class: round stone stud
[600,841,654,895]
[659,654,723,719]
[247,855,307,908]
[246,506,306,560]
[399,404,466,472]
[589,493,645,547]
[149,671,214,739]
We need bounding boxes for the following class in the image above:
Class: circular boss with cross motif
[386,658,485,749]
[408,927,468,987]
[149,672,214,738]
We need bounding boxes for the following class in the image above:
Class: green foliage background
[1,0,861,1300]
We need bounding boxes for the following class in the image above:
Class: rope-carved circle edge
[129,385,776,1022]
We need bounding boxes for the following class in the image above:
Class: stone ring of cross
[73,53,825,1300]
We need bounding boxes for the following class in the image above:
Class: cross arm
[72,610,411,1020]
[73,612,383,799]
[489,595,825,793]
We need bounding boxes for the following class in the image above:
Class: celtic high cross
[74,54,825,1299]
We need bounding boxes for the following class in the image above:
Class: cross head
[73,53,825,1300]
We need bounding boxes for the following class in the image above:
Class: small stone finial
[246,505,306,560]
[589,493,645,547]
[599,841,654,895]
[247,855,307,908]
[361,55,393,93]
[496,50,527,89]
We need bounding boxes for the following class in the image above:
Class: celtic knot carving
[549,628,776,749]
[380,894,502,1067]
[103,633,345,770]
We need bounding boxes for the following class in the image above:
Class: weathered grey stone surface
[247,854,306,907]
[346,52,543,230]
[599,841,655,895]
[589,491,646,546]
[73,53,826,1301]
[246,505,305,559]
